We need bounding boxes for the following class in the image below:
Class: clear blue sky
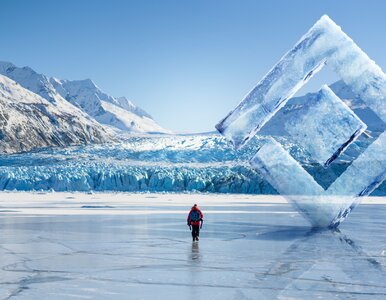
[1,0,386,132]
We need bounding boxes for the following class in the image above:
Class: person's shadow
[255,227,386,297]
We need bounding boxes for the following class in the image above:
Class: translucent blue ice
[284,85,366,167]
[217,15,386,227]
[216,15,386,149]
[251,134,386,227]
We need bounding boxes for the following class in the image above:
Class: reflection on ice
[190,242,200,262]
[257,229,386,298]
[0,193,385,299]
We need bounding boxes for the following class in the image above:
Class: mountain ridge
[0,74,112,153]
[50,77,170,134]
[0,61,170,135]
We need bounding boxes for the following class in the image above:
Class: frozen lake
[0,193,386,299]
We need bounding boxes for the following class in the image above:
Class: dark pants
[192,225,200,239]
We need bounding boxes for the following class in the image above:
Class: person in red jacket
[187,204,204,241]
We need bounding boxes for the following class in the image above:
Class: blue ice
[218,15,386,227]
[216,15,386,149]
[284,85,366,167]
[250,133,386,227]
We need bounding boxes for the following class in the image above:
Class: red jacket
[187,206,203,226]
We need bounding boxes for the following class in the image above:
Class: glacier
[0,134,272,193]
[0,56,384,197]
[0,134,385,195]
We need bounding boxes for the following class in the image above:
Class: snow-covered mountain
[0,75,383,193]
[0,61,61,104]
[50,78,170,133]
[0,74,111,153]
[0,61,170,135]
[0,61,383,194]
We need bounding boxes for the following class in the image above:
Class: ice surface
[0,193,386,299]
[284,85,366,167]
[216,15,386,149]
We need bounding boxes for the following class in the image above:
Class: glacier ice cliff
[0,134,384,195]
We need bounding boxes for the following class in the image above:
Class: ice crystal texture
[217,15,386,228]
[284,85,366,167]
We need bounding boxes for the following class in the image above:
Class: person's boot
[195,237,199,241]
